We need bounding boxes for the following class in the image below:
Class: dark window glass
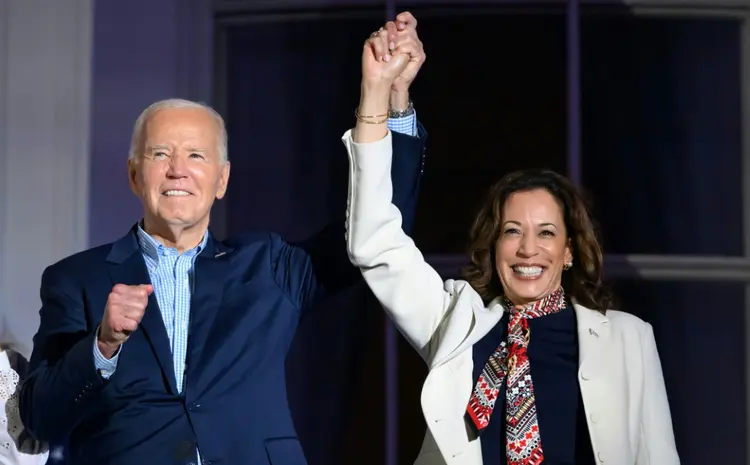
[581,17,742,256]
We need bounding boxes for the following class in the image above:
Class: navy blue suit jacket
[20,128,426,465]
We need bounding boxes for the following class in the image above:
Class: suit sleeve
[639,324,680,464]
[271,120,426,312]
[342,129,458,355]
[20,265,108,443]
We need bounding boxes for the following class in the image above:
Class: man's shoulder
[222,230,285,249]
[44,242,115,279]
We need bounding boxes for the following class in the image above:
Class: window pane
[608,279,745,464]
[581,17,742,255]
[409,11,567,253]
[221,14,383,240]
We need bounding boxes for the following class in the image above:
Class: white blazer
[342,129,680,465]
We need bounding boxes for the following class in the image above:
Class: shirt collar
[136,222,209,262]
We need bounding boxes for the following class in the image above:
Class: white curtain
[0,0,93,359]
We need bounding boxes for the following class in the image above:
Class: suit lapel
[574,303,611,376]
[184,236,233,384]
[106,227,178,394]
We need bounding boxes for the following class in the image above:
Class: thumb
[386,53,409,74]
[140,284,154,296]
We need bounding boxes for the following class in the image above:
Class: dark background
[218,6,743,465]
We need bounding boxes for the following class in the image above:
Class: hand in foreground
[391,12,425,95]
[356,14,423,142]
[362,22,411,87]
[97,284,153,358]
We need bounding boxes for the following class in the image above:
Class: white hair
[128,98,228,163]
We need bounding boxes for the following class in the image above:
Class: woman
[0,346,48,465]
[343,27,680,465]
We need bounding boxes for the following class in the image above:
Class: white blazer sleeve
[639,325,680,464]
[343,129,454,357]
[0,352,49,465]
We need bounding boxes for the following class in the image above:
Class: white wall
[0,0,215,359]
[0,0,93,359]
[88,0,216,246]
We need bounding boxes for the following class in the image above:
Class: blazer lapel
[574,303,611,376]
[184,236,233,385]
[432,293,505,368]
[106,226,178,394]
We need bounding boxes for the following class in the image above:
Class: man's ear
[128,158,139,195]
[216,161,231,200]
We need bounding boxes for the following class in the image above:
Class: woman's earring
[563,261,573,270]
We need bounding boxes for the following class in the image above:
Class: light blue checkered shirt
[387,111,417,136]
[92,112,417,462]
[93,225,208,389]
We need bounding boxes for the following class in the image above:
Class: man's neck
[142,218,207,253]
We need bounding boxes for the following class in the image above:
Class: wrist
[359,82,391,116]
[96,327,120,359]
[97,340,119,359]
[389,90,409,111]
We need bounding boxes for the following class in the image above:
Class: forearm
[343,130,448,355]
[294,96,424,310]
[354,82,391,144]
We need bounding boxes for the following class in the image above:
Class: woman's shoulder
[606,309,651,330]
[576,303,652,333]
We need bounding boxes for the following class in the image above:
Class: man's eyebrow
[185,146,206,152]
[145,144,169,151]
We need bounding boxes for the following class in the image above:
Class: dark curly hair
[462,169,612,313]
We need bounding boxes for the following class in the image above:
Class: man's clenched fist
[97,284,153,359]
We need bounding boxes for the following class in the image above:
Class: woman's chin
[505,278,555,303]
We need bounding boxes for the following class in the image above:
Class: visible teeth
[513,266,543,276]
[164,190,189,196]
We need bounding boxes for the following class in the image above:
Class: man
[20,13,426,465]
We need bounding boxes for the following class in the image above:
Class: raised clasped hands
[361,12,425,93]
[355,12,424,143]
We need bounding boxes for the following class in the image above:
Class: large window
[214,2,750,464]
[579,10,747,463]
[581,15,743,256]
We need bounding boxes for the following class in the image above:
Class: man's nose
[166,155,188,178]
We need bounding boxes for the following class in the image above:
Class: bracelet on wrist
[355,107,388,124]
